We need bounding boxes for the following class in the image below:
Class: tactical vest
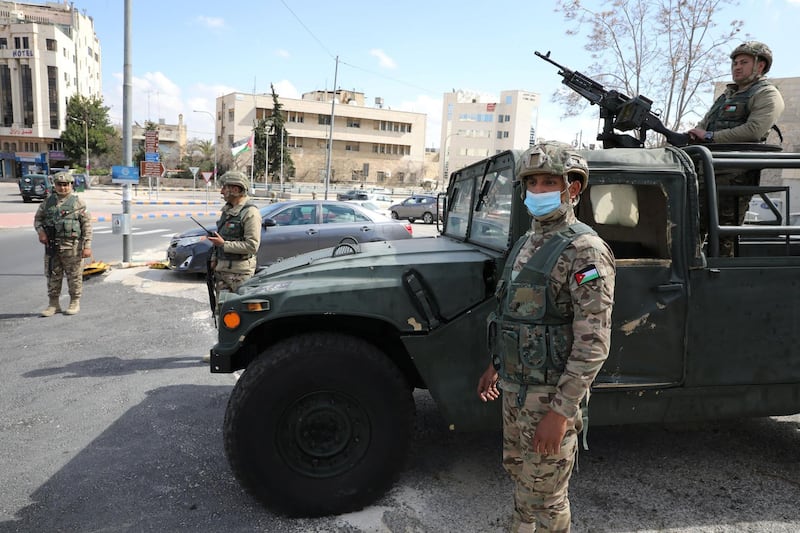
[704,79,771,137]
[488,223,596,387]
[216,203,258,261]
[43,194,83,240]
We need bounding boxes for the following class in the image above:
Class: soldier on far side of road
[34,172,93,316]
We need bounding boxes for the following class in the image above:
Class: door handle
[655,283,683,292]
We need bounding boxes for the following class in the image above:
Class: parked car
[166,200,413,273]
[19,174,54,202]
[790,212,800,226]
[336,189,368,201]
[345,199,392,218]
[389,195,440,224]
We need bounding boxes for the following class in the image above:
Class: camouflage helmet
[516,141,589,194]
[53,171,74,184]
[730,41,773,74]
[220,171,249,191]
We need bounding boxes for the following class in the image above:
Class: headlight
[176,235,205,246]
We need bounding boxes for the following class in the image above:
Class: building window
[376,171,386,182]
[22,37,29,49]
[347,118,360,128]
[287,136,302,148]
[228,109,234,121]
[288,111,304,123]
[0,38,6,50]
[14,37,20,49]
[496,131,503,139]
[503,131,509,138]
[345,143,359,152]
[48,66,59,129]
[45,39,57,52]
[20,65,34,127]
[0,65,11,127]
[318,115,331,125]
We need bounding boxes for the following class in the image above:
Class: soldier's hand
[38,231,48,245]
[207,232,224,247]
[532,410,568,455]
[477,364,500,402]
[82,248,92,259]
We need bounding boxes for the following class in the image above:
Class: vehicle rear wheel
[390,211,399,219]
[22,196,31,203]
[422,212,434,224]
[223,332,415,517]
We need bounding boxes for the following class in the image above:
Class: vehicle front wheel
[22,196,31,203]
[223,332,415,517]
[422,212,434,224]
[390,211,399,219]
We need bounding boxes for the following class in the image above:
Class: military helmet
[220,171,249,191]
[53,171,74,184]
[516,141,589,193]
[731,41,773,74]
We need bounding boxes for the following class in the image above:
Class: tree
[252,84,295,186]
[61,95,116,170]
[554,0,744,142]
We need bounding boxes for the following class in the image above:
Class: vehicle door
[258,203,320,264]
[578,165,689,396]
[318,203,377,246]
[395,197,418,219]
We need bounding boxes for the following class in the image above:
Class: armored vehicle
[210,145,800,517]
[19,173,54,202]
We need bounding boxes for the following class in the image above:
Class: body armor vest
[216,203,258,261]
[704,79,771,137]
[488,223,595,387]
[44,195,82,240]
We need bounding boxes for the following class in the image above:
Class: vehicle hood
[236,236,502,323]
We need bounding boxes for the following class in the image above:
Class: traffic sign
[139,161,165,177]
[201,171,213,184]
[189,166,200,178]
[145,152,160,162]
[145,130,159,153]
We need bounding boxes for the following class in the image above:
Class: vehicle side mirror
[263,218,277,228]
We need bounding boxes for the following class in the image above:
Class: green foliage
[61,95,115,168]
[252,84,296,183]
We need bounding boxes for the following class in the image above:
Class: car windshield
[443,158,513,250]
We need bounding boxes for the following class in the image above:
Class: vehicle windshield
[443,163,513,250]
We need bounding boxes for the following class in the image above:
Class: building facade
[216,90,428,188]
[439,89,539,183]
[0,1,100,177]
[131,115,187,171]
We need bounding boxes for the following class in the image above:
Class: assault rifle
[44,226,58,277]
[190,216,218,325]
[535,50,689,149]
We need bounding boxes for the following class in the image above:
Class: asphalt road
[0,184,798,532]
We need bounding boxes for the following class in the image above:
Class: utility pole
[193,109,218,187]
[121,0,132,263]
[323,55,338,200]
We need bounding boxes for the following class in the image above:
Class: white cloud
[271,80,301,99]
[275,49,290,58]
[193,16,225,29]
[369,49,397,70]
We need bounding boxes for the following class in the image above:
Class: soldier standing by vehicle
[477,142,615,533]
[208,171,261,299]
[687,41,785,256]
[34,172,93,316]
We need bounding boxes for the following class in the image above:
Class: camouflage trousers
[44,251,83,299]
[502,389,579,533]
[697,168,760,257]
[213,270,252,313]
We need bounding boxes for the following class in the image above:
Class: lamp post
[83,117,89,173]
[193,109,218,187]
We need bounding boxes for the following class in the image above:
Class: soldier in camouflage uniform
[687,41,785,257]
[34,172,93,316]
[208,171,261,298]
[477,142,616,532]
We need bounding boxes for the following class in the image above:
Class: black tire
[390,211,399,220]
[22,196,31,203]
[408,217,416,223]
[422,212,434,224]
[223,332,414,517]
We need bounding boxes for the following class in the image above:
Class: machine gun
[190,216,217,325]
[535,50,689,149]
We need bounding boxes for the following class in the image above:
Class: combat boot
[41,297,61,317]
[64,298,80,315]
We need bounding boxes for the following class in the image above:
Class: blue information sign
[111,165,140,184]
[145,152,160,162]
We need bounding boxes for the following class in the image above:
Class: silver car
[389,195,440,224]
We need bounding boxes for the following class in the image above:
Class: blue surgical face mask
[524,189,564,217]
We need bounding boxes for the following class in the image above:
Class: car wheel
[223,332,414,517]
[422,212,434,224]
[22,196,31,203]
[408,217,416,223]
[390,211,399,220]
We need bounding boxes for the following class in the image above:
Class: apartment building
[216,90,428,187]
[131,116,187,170]
[0,1,100,177]
[439,89,539,181]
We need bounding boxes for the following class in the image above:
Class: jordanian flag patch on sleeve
[574,265,601,285]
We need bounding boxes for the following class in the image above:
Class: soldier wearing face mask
[477,141,616,533]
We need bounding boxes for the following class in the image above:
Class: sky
[71,0,798,149]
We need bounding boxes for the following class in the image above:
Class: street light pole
[83,117,89,172]
[193,109,218,187]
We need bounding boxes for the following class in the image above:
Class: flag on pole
[231,134,254,157]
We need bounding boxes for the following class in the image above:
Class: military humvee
[209,145,800,517]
